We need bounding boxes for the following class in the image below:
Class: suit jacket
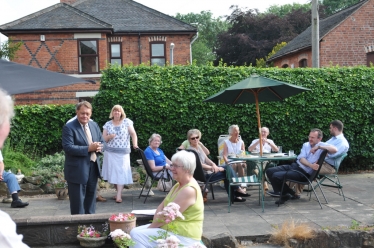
[62,118,105,184]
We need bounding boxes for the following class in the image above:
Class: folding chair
[279,150,328,209]
[136,148,172,203]
[314,153,348,200]
[186,149,222,200]
[227,162,264,213]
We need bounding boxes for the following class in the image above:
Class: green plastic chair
[313,153,348,200]
[227,161,264,213]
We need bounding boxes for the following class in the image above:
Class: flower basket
[108,213,136,234]
[108,218,136,234]
[76,235,107,248]
[55,187,68,200]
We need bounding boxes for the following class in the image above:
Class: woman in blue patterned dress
[102,105,138,203]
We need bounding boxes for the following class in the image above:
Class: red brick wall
[272,0,374,68]
[320,1,374,66]
[10,32,193,105]
[273,50,312,68]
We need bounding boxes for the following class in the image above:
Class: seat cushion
[232,175,258,183]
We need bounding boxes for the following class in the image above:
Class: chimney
[60,0,78,4]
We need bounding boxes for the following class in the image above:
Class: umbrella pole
[255,93,263,156]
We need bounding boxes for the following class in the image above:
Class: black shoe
[233,197,246,202]
[267,191,280,197]
[236,191,251,197]
[11,199,29,208]
[290,194,300,200]
[275,194,291,205]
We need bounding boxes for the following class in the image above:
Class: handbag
[156,169,173,192]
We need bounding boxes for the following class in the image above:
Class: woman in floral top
[102,105,138,203]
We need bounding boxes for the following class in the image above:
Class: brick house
[267,0,374,68]
[0,0,197,104]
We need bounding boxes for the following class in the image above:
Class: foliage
[256,42,288,68]
[174,11,230,65]
[78,223,109,238]
[110,229,135,247]
[214,6,312,66]
[270,219,315,248]
[1,139,37,176]
[0,38,23,60]
[264,3,311,17]
[320,0,361,15]
[31,152,65,186]
[9,104,76,154]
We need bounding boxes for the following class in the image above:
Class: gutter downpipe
[138,33,142,64]
[190,32,198,65]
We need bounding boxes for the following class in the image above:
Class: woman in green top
[130,150,205,247]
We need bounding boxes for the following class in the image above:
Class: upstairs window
[78,40,98,73]
[110,43,122,65]
[299,59,308,68]
[150,42,165,66]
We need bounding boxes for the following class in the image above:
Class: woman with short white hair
[222,125,246,177]
[130,150,206,248]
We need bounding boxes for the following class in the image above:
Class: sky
[0,0,309,42]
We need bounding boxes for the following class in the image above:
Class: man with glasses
[266,128,337,204]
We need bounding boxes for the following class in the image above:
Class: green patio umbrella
[204,74,310,156]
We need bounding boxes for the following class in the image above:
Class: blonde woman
[102,105,138,203]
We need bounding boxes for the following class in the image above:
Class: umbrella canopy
[0,60,90,95]
[204,74,311,155]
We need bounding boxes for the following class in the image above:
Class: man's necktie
[84,125,97,162]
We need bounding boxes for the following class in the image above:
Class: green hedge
[9,104,75,154]
[9,65,374,170]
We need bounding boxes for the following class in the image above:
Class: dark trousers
[68,161,99,215]
[205,165,239,196]
[266,163,309,195]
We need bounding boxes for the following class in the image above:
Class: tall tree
[174,11,229,65]
[256,42,288,68]
[0,38,22,60]
[214,6,312,66]
[264,3,311,17]
[320,0,361,15]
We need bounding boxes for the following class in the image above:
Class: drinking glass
[278,146,282,153]
[288,150,294,156]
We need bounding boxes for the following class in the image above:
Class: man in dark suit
[62,101,105,215]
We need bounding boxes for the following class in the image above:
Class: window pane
[79,57,98,73]
[110,59,122,65]
[151,44,164,56]
[151,58,165,66]
[111,44,120,57]
[79,41,97,55]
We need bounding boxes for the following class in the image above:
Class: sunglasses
[190,136,199,140]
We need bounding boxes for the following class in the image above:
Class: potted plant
[110,229,135,248]
[108,213,136,234]
[76,223,109,248]
[53,179,68,200]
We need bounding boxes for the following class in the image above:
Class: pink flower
[109,213,135,221]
